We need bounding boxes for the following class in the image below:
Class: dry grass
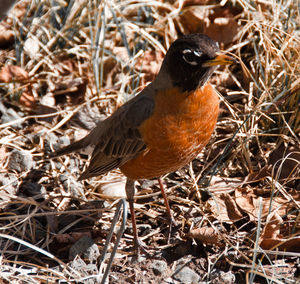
[0,0,299,283]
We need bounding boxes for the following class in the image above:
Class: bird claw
[130,239,152,261]
[166,215,177,244]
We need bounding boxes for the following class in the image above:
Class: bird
[49,33,235,254]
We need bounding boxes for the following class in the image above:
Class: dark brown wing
[78,93,155,180]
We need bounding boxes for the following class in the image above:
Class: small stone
[83,243,100,263]
[18,182,46,198]
[44,132,69,154]
[0,101,23,129]
[210,269,236,284]
[7,149,34,172]
[173,266,200,284]
[70,256,98,281]
[222,271,235,283]
[61,174,86,200]
[0,173,18,195]
[71,104,101,130]
[69,235,98,261]
[140,179,156,189]
[151,260,167,275]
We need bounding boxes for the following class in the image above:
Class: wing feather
[79,92,155,180]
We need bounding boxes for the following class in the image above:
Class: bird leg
[157,177,176,243]
[125,178,149,255]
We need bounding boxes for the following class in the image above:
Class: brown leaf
[187,226,222,246]
[179,6,207,34]
[182,0,212,7]
[19,89,37,109]
[208,192,243,223]
[53,77,87,105]
[235,187,300,221]
[0,65,29,83]
[260,212,282,241]
[179,6,240,45]
[268,144,300,188]
[260,237,300,253]
[204,16,239,46]
[260,212,300,252]
[245,165,272,183]
[0,24,14,48]
[221,193,244,221]
[55,232,92,244]
[136,50,164,87]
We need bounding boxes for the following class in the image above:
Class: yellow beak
[203,53,236,67]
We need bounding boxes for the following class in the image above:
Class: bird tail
[48,137,90,158]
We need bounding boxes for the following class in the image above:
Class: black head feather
[164,34,220,92]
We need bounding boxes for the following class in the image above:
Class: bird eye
[182,49,202,66]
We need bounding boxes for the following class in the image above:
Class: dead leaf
[179,6,208,34]
[208,192,243,223]
[179,6,240,45]
[97,177,127,198]
[245,165,272,183]
[19,88,37,109]
[259,212,300,252]
[235,187,300,221]
[0,65,29,83]
[182,0,212,7]
[187,226,222,246]
[55,232,92,244]
[268,144,300,188]
[0,24,14,48]
[260,237,300,253]
[136,50,164,86]
[222,193,244,221]
[205,18,238,46]
[208,176,243,193]
[53,77,87,105]
[260,212,282,241]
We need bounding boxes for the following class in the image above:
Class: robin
[49,33,235,254]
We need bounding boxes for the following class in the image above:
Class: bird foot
[130,239,152,262]
[166,215,177,244]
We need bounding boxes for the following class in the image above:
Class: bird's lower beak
[203,53,236,67]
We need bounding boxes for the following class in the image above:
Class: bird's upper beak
[203,53,236,67]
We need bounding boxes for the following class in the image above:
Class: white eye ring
[183,49,202,57]
[183,49,192,54]
[182,49,201,66]
[182,56,198,65]
[193,50,202,57]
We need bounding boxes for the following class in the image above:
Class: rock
[69,235,99,262]
[173,266,200,284]
[70,256,98,283]
[71,104,102,130]
[44,132,69,153]
[18,181,46,198]
[83,243,100,263]
[0,172,18,195]
[60,174,86,200]
[0,100,23,129]
[151,260,167,275]
[7,149,34,172]
[210,269,235,284]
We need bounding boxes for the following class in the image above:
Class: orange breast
[120,83,219,180]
